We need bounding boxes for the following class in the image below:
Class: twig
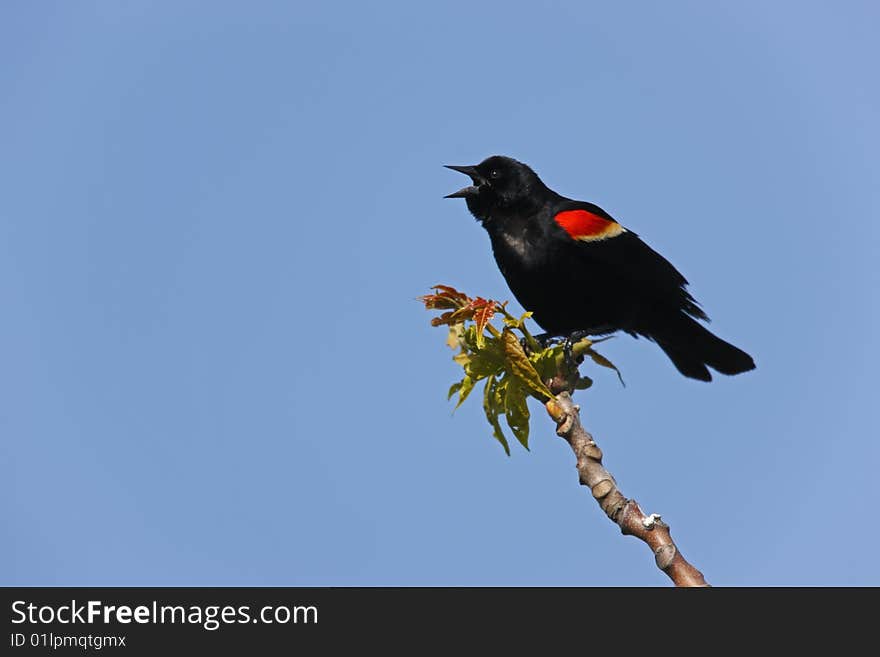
[545,392,709,587]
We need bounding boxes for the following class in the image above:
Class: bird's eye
[489,169,500,179]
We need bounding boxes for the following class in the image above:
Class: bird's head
[444,155,547,221]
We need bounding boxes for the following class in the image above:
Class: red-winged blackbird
[445,155,755,381]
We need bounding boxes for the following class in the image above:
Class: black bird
[445,155,755,381]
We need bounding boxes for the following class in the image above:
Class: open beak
[444,164,483,198]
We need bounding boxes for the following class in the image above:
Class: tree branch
[545,392,709,587]
[420,286,709,585]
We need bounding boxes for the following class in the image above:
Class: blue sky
[2,1,878,586]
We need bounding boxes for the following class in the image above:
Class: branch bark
[545,392,709,587]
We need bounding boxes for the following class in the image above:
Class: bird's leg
[531,332,561,349]
[521,332,561,355]
[562,330,590,370]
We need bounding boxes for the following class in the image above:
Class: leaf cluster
[420,285,622,454]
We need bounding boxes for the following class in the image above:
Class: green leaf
[446,324,465,350]
[464,340,505,380]
[503,379,531,449]
[455,375,476,409]
[587,349,625,386]
[482,375,510,455]
[447,381,463,400]
[501,328,555,400]
[574,375,593,390]
[501,310,531,329]
[461,325,480,351]
[532,344,564,380]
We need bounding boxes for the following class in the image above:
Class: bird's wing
[553,203,708,321]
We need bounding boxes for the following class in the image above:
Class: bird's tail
[649,313,755,382]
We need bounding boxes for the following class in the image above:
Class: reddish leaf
[470,298,496,347]
[430,311,456,326]
[418,285,470,310]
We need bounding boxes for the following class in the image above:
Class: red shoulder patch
[554,209,624,242]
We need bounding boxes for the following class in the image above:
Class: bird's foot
[532,332,562,349]
[520,332,561,355]
[562,330,590,370]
